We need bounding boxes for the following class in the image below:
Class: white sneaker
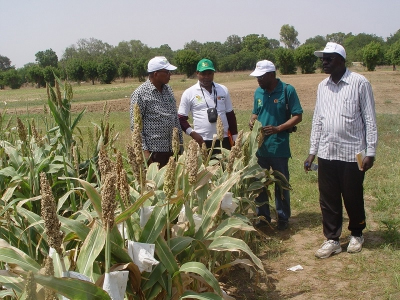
[347,235,364,253]
[315,240,342,259]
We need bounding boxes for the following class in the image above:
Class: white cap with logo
[147,56,177,73]
[250,60,276,77]
[314,42,346,59]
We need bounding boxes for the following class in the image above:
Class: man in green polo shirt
[249,60,303,230]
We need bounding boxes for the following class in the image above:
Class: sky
[1,0,399,68]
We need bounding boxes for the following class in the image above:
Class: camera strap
[200,83,217,109]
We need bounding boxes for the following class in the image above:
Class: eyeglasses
[320,56,336,63]
[257,74,265,80]
[156,69,171,74]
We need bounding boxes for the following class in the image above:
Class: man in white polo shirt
[178,58,238,153]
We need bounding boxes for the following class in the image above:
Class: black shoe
[277,221,288,231]
[254,220,269,229]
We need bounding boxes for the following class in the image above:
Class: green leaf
[195,171,241,239]
[115,190,154,224]
[139,205,167,244]
[181,291,223,300]
[76,221,106,279]
[208,236,264,272]
[74,178,102,217]
[177,262,222,296]
[169,236,194,256]
[33,273,111,300]
[205,217,255,239]
[0,246,41,272]
[155,236,180,276]
[59,215,90,241]
[0,270,24,294]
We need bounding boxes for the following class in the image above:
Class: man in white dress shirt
[304,42,378,258]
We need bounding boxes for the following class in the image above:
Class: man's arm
[226,110,238,141]
[178,114,204,145]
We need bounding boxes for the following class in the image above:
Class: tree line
[1,25,400,89]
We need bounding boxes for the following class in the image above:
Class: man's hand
[304,154,316,172]
[190,131,204,146]
[262,125,280,136]
[143,150,151,160]
[249,114,258,130]
[361,156,375,172]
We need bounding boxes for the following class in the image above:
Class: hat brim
[314,50,345,59]
[249,69,267,77]
[165,64,177,71]
[197,67,215,72]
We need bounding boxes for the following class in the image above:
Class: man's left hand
[361,156,375,172]
[262,125,280,136]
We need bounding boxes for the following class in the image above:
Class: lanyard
[200,83,217,109]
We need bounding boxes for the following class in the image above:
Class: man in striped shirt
[130,56,183,168]
[304,43,378,259]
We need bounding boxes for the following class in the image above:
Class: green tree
[257,48,275,61]
[184,40,203,53]
[97,57,118,84]
[0,55,13,71]
[280,24,300,49]
[224,35,242,55]
[294,44,318,74]
[118,62,131,83]
[83,60,98,85]
[66,58,85,82]
[26,64,45,88]
[363,41,383,71]
[242,34,269,52]
[43,66,60,85]
[275,48,297,74]
[326,32,350,45]
[235,50,258,71]
[387,40,400,70]
[3,69,23,89]
[35,49,58,68]
[386,29,400,45]
[175,49,200,78]
[344,33,384,63]
[131,58,147,82]
[304,35,326,50]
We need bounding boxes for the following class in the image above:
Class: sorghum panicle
[101,173,117,230]
[163,157,176,198]
[172,127,180,157]
[133,103,143,132]
[40,173,63,255]
[24,271,37,300]
[217,116,224,141]
[186,140,199,185]
[17,117,27,142]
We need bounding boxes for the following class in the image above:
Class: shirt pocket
[341,98,358,118]
[216,97,226,113]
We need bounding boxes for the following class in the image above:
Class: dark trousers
[204,137,231,155]
[255,156,291,222]
[148,151,173,168]
[318,158,366,240]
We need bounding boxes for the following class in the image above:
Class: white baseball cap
[314,42,346,59]
[147,56,177,73]
[250,60,276,77]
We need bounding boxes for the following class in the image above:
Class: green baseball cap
[197,59,215,72]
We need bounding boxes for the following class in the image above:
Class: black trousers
[318,158,366,240]
[204,137,231,155]
[148,151,173,168]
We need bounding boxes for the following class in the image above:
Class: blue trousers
[255,156,291,222]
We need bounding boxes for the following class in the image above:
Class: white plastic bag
[127,241,159,273]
